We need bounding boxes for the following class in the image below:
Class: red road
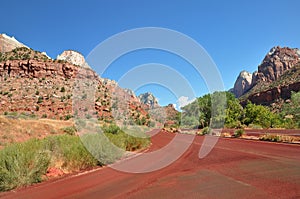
[1,132,300,198]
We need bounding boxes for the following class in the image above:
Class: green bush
[64,114,72,120]
[0,139,50,191]
[80,133,123,165]
[61,126,77,135]
[102,124,120,134]
[104,130,150,151]
[201,127,211,135]
[37,96,43,104]
[43,135,99,172]
[0,135,99,192]
[233,129,244,138]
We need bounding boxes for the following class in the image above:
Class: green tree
[281,91,300,128]
[225,94,244,128]
[243,102,274,128]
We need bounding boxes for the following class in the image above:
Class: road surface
[2,131,300,198]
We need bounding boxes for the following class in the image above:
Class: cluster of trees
[180,91,300,129]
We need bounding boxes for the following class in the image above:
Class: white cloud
[177,96,195,109]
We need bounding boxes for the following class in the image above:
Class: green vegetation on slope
[0,47,50,62]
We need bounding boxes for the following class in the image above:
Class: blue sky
[1,0,300,107]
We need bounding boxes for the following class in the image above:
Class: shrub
[201,127,211,135]
[80,133,122,165]
[102,124,120,134]
[0,139,50,191]
[104,129,150,152]
[37,96,43,104]
[62,126,77,136]
[43,135,99,172]
[259,134,281,142]
[0,135,100,191]
[64,114,72,120]
[60,87,65,92]
[233,129,244,138]
[41,114,47,118]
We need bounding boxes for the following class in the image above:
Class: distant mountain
[231,46,300,107]
[0,33,28,53]
[138,92,180,126]
[138,92,159,109]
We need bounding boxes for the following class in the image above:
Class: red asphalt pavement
[1,131,300,199]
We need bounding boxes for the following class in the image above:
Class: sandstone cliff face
[0,34,27,53]
[232,71,253,97]
[57,50,91,69]
[241,82,300,106]
[232,46,300,98]
[0,59,96,79]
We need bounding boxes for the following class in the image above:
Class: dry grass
[0,116,74,147]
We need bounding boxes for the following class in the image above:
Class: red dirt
[1,131,300,199]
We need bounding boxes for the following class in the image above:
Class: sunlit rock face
[57,50,91,69]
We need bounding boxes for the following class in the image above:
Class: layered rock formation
[0,59,96,79]
[232,46,300,98]
[244,82,300,106]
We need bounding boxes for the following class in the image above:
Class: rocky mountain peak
[257,46,300,82]
[0,33,28,53]
[57,50,90,69]
[232,70,253,97]
[138,92,159,109]
[232,46,300,98]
